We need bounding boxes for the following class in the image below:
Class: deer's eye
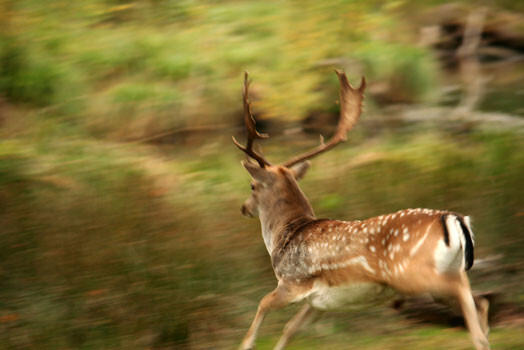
[251,184,255,191]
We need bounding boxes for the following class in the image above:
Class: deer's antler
[232,72,272,168]
[282,70,365,168]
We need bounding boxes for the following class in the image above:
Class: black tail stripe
[456,216,475,271]
[440,214,450,247]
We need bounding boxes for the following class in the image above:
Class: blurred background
[0,0,523,349]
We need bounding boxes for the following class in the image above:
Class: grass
[255,326,524,350]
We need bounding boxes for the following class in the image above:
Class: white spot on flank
[369,245,376,252]
[403,233,410,242]
[394,229,399,236]
[370,228,375,234]
[400,212,405,217]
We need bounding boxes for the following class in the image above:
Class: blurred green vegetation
[1,0,446,138]
[0,0,523,349]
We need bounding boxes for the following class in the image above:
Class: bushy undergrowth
[0,36,67,106]
[1,0,446,139]
[0,140,244,349]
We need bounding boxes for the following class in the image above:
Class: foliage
[0,0,449,138]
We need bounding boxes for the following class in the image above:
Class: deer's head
[240,161,311,218]
[234,71,365,221]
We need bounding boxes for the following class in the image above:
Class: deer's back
[272,209,452,287]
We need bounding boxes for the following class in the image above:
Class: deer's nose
[241,204,252,218]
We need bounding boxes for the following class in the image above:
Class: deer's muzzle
[241,203,254,218]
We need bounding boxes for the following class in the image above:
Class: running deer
[234,71,490,350]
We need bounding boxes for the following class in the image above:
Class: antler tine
[282,70,365,168]
[232,72,272,168]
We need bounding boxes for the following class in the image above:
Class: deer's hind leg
[474,294,490,337]
[432,293,490,338]
[431,273,490,350]
[456,283,490,350]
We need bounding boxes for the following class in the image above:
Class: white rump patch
[464,216,475,244]
[434,215,466,273]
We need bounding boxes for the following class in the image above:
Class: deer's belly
[308,282,396,311]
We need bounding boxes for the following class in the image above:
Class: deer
[234,71,490,350]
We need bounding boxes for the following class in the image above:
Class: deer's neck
[259,190,315,255]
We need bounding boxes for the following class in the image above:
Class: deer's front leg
[274,303,318,350]
[240,283,296,350]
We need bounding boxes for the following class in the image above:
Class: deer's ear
[242,161,275,184]
[290,161,310,181]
